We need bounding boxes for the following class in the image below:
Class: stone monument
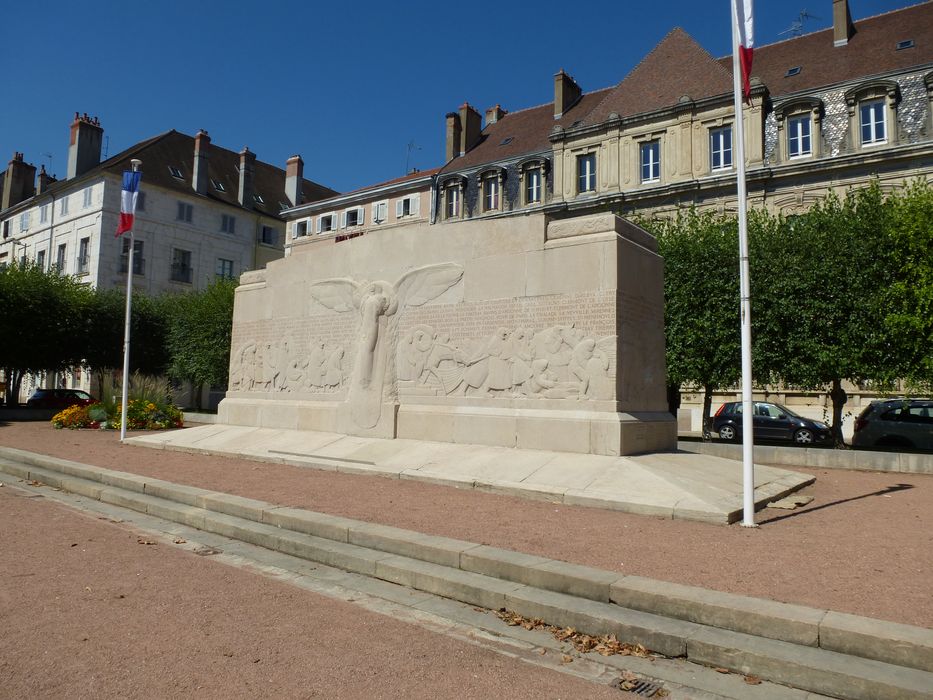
[219,212,676,456]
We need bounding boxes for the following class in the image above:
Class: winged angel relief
[307,263,463,430]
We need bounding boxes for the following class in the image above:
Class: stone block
[348,523,480,568]
[273,531,391,576]
[820,610,933,673]
[98,488,160,514]
[99,471,149,493]
[459,545,552,584]
[526,560,623,603]
[199,492,269,522]
[143,480,212,507]
[262,507,353,542]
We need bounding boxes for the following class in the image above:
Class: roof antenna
[779,9,821,37]
[405,140,421,174]
[41,152,53,173]
[103,135,110,160]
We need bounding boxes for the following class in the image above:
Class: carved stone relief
[229,337,347,394]
[396,323,616,400]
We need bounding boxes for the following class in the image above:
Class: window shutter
[316,217,322,233]
[340,211,347,228]
[372,204,379,224]
[396,200,404,218]
[411,196,420,216]
[357,206,364,223]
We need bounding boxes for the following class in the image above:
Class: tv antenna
[103,135,110,160]
[779,10,820,37]
[405,140,421,174]
[41,152,53,172]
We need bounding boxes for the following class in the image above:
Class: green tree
[163,279,237,410]
[881,179,933,392]
[752,184,892,445]
[649,209,742,437]
[0,262,92,406]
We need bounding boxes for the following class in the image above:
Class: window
[40,205,48,224]
[216,258,235,280]
[36,250,45,269]
[211,179,226,192]
[253,194,265,205]
[56,243,66,273]
[641,141,661,182]
[577,153,596,193]
[136,191,146,211]
[260,225,278,246]
[220,214,236,234]
[396,195,420,219]
[787,115,812,158]
[294,220,309,238]
[482,175,499,212]
[372,201,388,224]
[445,186,461,218]
[121,238,144,275]
[82,187,92,208]
[341,207,364,228]
[77,237,90,274]
[525,167,542,204]
[710,127,733,171]
[1,220,8,238]
[176,201,193,223]
[171,248,193,283]
[19,212,29,232]
[168,166,184,179]
[60,196,69,216]
[316,214,335,233]
[860,99,886,145]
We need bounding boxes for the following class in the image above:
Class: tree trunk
[194,381,204,412]
[702,385,714,441]
[829,378,848,448]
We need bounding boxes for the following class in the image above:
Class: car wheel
[719,424,738,441]
[794,428,814,444]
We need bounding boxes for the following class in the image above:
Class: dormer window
[519,158,547,206]
[212,179,226,192]
[784,66,801,77]
[774,97,822,162]
[440,177,465,220]
[478,169,505,213]
[168,166,184,179]
[787,115,812,158]
[499,136,514,146]
[896,39,914,50]
[860,100,886,145]
[576,153,596,193]
[845,80,899,151]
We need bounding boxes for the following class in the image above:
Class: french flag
[115,170,141,237]
[734,0,754,102]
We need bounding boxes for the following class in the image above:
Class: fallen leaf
[173,538,187,544]
[472,607,485,613]
[84,586,91,592]
[714,667,730,674]
[620,670,638,682]
[537,649,546,656]
[137,538,156,545]
[70,543,78,547]
[744,675,762,685]
[27,480,41,487]
[561,654,573,664]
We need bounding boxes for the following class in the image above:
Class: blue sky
[0,0,918,193]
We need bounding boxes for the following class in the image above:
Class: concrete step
[1,447,931,700]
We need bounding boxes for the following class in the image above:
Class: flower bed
[52,400,183,431]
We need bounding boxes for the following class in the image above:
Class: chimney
[458,103,482,156]
[66,112,103,179]
[554,70,582,119]
[445,111,462,161]
[36,164,55,195]
[192,129,211,195]
[833,0,855,46]
[485,104,507,126]
[2,152,37,210]
[238,147,255,209]
[285,155,303,207]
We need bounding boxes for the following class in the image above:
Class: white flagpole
[120,159,142,442]
[731,1,756,527]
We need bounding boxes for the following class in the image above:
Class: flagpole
[731,1,756,527]
[120,159,142,442]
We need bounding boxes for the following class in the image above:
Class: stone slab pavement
[127,424,814,524]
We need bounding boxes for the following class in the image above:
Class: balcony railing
[119,255,145,275]
[170,263,192,283]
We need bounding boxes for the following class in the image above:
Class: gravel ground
[1,420,931,628]
[0,485,624,700]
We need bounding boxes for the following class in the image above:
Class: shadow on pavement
[759,483,915,525]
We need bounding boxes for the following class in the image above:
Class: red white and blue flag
[115,170,141,237]
[734,0,754,102]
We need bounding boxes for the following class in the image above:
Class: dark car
[712,401,832,445]
[26,388,95,410]
[851,398,933,451]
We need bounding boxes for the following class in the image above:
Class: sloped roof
[584,28,734,125]
[722,2,933,98]
[11,130,337,218]
[439,88,612,174]
[341,166,441,196]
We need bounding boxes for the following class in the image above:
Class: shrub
[51,397,183,431]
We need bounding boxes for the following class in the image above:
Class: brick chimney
[485,104,507,126]
[192,129,210,195]
[285,155,303,207]
[66,113,103,179]
[35,165,56,195]
[833,0,855,46]
[554,70,582,119]
[458,103,482,156]
[445,111,462,162]
[2,152,37,210]
[238,147,255,209]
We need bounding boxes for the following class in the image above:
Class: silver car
[851,399,933,451]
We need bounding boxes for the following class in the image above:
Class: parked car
[26,388,95,410]
[851,398,933,451]
[712,401,832,445]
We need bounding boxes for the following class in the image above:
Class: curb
[1,446,931,700]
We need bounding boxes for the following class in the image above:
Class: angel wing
[595,336,618,375]
[393,263,463,309]
[308,278,360,313]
